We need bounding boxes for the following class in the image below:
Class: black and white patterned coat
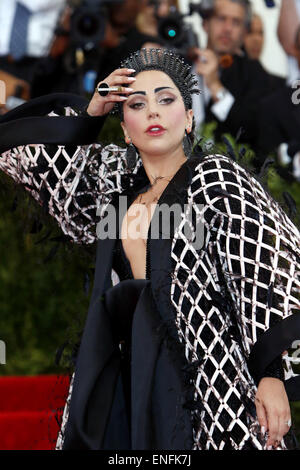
[0,104,300,450]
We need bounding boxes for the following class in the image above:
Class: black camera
[156,8,199,52]
[155,1,221,53]
[157,10,187,47]
[69,0,123,49]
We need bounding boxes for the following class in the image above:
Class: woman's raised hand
[255,377,291,449]
[86,68,136,117]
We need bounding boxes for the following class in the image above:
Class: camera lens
[158,17,184,45]
[70,3,109,47]
[161,20,178,39]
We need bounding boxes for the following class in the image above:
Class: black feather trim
[258,157,274,180]
[235,127,244,143]
[222,136,237,161]
[283,191,298,219]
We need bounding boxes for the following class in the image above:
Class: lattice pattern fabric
[0,125,141,245]
[0,109,300,450]
[55,374,73,451]
[170,155,300,449]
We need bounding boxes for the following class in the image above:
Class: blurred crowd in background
[0,0,300,183]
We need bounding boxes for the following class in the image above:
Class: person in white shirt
[0,0,66,59]
[0,0,66,83]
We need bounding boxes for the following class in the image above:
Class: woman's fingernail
[261,426,266,436]
[119,97,128,101]
[128,77,136,81]
[267,446,273,450]
[127,69,136,72]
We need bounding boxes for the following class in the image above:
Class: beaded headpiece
[113,48,200,116]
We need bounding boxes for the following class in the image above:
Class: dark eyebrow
[130,91,146,96]
[154,87,173,93]
[129,87,174,96]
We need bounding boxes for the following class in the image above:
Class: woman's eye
[128,96,175,109]
[129,102,145,110]
[159,97,175,105]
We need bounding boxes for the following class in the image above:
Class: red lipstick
[146,125,166,136]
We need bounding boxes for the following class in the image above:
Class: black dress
[61,235,194,450]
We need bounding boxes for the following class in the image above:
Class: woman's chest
[120,183,168,279]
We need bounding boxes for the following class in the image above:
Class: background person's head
[203,0,252,56]
[152,0,173,18]
[136,0,175,38]
[108,0,148,34]
[244,13,264,60]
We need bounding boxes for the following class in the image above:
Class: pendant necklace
[138,172,177,207]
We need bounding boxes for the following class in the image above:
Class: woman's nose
[148,110,159,118]
[147,99,160,118]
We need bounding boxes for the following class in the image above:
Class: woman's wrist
[80,105,103,117]
[85,104,100,116]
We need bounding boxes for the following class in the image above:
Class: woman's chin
[138,141,181,158]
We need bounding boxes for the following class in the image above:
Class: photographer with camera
[96,0,164,82]
[255,0,300,182]
[136,0,174,39]
[190,0,280,151]
[29,0,163,97]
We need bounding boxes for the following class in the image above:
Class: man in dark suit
[257,58,300,182]
[258,85,300,163]
[191,0,282,150]
[255,0,300,182]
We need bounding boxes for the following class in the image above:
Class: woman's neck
[140,150,187,186]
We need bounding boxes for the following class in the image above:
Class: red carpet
[0,375,70,450]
